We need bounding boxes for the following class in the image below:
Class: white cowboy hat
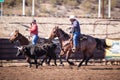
[69,15,76,19]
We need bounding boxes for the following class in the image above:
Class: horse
[9,30,49,46]
[49,26,99,68]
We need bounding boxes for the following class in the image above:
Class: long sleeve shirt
[29,24,38,35]
[71,20,81,34]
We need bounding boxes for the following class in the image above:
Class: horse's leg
[26,57,32,68]
[34,56,38,69]
[53,58,57,66]
[78,54,87,68]
[40,56,47,66]
[47,57,51,66]
[66,51,74,65]
[53,56,57,66]
[59,50,65,66]
[59,55,64,66]
[85,54,93,66]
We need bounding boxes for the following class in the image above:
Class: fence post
[98,0,101,18]
[108,0,111,18]
[32,0,35,16]
[22,0,25,16]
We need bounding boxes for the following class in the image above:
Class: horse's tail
[102,39,111,49]
[95,38,104,51]
[95,38,111,51]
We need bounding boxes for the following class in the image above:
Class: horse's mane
[18,33,28,40]
[18,32,29,45]
[59,28,70,39]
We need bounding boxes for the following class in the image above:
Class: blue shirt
[71,20,81,34]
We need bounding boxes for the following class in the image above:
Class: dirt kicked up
[0,65,120,80]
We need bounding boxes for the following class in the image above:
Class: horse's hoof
[69,66,73,69]
[51,64,55,66]
[28,66,31,68]
[69,62,75,65]
[51,64,57,66]
[59,64,64,66]
[35,65,39,69]
[70,63,75,65]
[77,67,80,70]
[55,64,57,66]
[45,63,50,66]
[36,67,38,69]
[39,63,43,66]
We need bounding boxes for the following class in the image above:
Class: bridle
[15,33,23,41]
[53,28,68,53]
[54,28,65,40]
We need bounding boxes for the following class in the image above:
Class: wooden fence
[0,38,23,60]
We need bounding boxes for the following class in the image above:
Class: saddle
[79,34,87,41]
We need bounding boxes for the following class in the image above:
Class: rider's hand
[26,28,28,31]
[70,34,73,38]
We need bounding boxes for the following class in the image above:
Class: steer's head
[16,46,27,56]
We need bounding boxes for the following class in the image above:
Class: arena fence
[0,38,120,66]
[0,38,105,60]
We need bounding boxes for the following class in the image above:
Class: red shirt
[29,23,38,35]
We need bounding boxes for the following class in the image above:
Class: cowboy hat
[69,15,76,19]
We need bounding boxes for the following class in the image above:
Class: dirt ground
[0,64,120,80]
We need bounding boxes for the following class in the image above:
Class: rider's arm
[71,21,77,34]
[29,25,37,32]
[69,27,74,40]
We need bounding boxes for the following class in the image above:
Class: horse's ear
[55,26,59,29]
[56,26,59,29]
[15,30,19,33]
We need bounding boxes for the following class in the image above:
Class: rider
[27,19,39,45]
[69,15,81,52]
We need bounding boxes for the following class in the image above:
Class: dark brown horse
[9,30,48,46]
[49,26,97,68]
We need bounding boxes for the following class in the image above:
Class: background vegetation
[1,0,120,17]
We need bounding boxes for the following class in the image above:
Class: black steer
[16,43,57,68]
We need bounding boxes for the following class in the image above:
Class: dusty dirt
[0,64,120,80]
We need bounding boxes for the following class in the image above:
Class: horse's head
[49,26,60,40]
[9,30,21,43]
[49,26,70,42]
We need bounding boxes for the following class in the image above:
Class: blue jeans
[73,32,80,47]
[32,35,38,45]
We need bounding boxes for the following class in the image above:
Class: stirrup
[72,48,76,52]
